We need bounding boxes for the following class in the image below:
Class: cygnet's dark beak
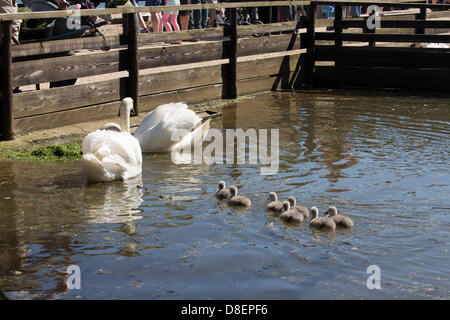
[322,211,329,215]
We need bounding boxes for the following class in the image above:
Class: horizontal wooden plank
[335,46,450,69]
[237,53,303,80]
[12,34,124,59]
[0,2,312,21]
[316,45,450,64]
[14,53,304,118]
[314,65,450,90]
[139,64,223,96]
[14,83,225,132]
[315,32,450,43]
[237,33,305,57]
[315,1,450,10]
[13,77,122,118]
[138,84,223,112]
[239,72,298,95]
[14,69,296,132]
[138,27,226,45]
[12,49,126,87]
[238,21,305,37]
[14,64,222,118]
[342,19,450,29]
[12,40,226,86]
[14,100,121,132]
[139,41,225,70]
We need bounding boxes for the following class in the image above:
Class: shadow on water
[0,90,449,299]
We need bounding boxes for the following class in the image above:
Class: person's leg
[170,14,180,31]
[11,0,21,42]
[146,0,162,32]
[208,0,217,26]
[201,1,208,28]
[162,12,173,31]
[191,0,201,29]
[151,12,163,32]
[180,14,190,30]
[179,0,191,30]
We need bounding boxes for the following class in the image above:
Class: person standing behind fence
[191,0,208,29]
[162,0,180,32]
[179,0,191,30]
[145,0,163,32]
[0,0,21,44]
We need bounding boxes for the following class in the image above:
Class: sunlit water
[0,90,449,299]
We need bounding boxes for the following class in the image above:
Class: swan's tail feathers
[82,153,115,182]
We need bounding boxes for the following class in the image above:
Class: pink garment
[162,12,180,31]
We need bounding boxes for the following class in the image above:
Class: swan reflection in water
[82,175,144,225]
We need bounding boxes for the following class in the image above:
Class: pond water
[0,90,449,299]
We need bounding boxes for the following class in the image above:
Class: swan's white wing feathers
[82,130,142,182]
[134,102,202,152]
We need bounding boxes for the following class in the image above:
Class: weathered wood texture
[12,35,124,58]
[14,54,302,116]
[14,74,298,133]
[315,32,450,43]
[316,46,450,68]
[238,33,306,57]
[11,33,305,87]
[0,21,14,140]
[223,8,238,99]
[305,2,316,86]
[314,65,450,90]
[7,1,450,134]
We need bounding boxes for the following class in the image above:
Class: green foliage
[0,143,82,162]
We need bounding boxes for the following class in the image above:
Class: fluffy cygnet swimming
[280,201,304,223]
[227,186,251,207]
[310,207,336,230]
[267,192,283,213]
[325,206,354,228]
[287,196,309,219]
[215,181,231,200]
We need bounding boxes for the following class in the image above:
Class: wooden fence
[312,1,450,89]
[1,1,450,140]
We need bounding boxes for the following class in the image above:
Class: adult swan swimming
[134,102,210,153]
[82,98,142,183]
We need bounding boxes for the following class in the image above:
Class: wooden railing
[313,1,450,89]
[1,0,449,140]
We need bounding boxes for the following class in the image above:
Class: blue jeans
[350,6,361,17]
[191,0,208,29]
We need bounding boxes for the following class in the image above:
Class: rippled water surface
[0,90,449,299]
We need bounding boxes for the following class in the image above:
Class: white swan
[82,98,142,183]
[133,102,210,153]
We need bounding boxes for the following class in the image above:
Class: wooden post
[416,7,427,35]
[224,7,237,99]
[306,2,316,87]
[126,13,139,115]
[334,5,343,47]
[0,21,14,140]
[363,23,376,47]
[334,5,343,87]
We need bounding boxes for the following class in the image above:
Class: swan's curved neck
[120,106,131,133]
